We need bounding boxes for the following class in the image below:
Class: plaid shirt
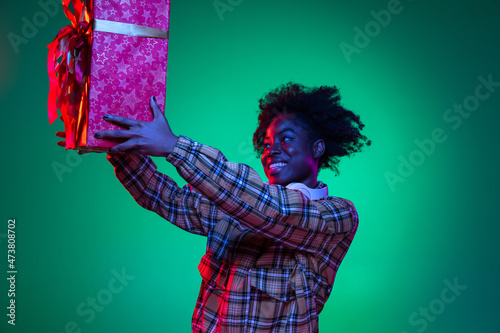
[107,136,358,333]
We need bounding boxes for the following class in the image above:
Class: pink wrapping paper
[83,0,170,150]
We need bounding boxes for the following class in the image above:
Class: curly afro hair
[253,82,371,176]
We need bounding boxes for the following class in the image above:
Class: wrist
[162,135,179,157]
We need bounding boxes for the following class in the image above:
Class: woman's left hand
[95,96,178,157]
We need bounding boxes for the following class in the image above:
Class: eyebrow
[264,128,295,140]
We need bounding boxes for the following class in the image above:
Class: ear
[312,139,325,159]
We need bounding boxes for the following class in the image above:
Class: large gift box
[47,0,171,152]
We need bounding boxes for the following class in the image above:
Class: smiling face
[261,114,324,188]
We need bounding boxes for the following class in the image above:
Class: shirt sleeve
[107,152,217,236]
[166,136,358,254]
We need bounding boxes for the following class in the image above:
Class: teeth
[269,162,287,170]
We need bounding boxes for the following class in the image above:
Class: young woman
[57,82,370,332]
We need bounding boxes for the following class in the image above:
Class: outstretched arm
[106,152,216,236]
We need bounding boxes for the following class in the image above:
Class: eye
[281,137,291,144]
[263,142,271,149]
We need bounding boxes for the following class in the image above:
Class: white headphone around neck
[264,181,329,200]
[286,182,329,200]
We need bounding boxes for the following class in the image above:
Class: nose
[268,141,281,156]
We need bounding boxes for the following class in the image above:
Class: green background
[1,0,499,332]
